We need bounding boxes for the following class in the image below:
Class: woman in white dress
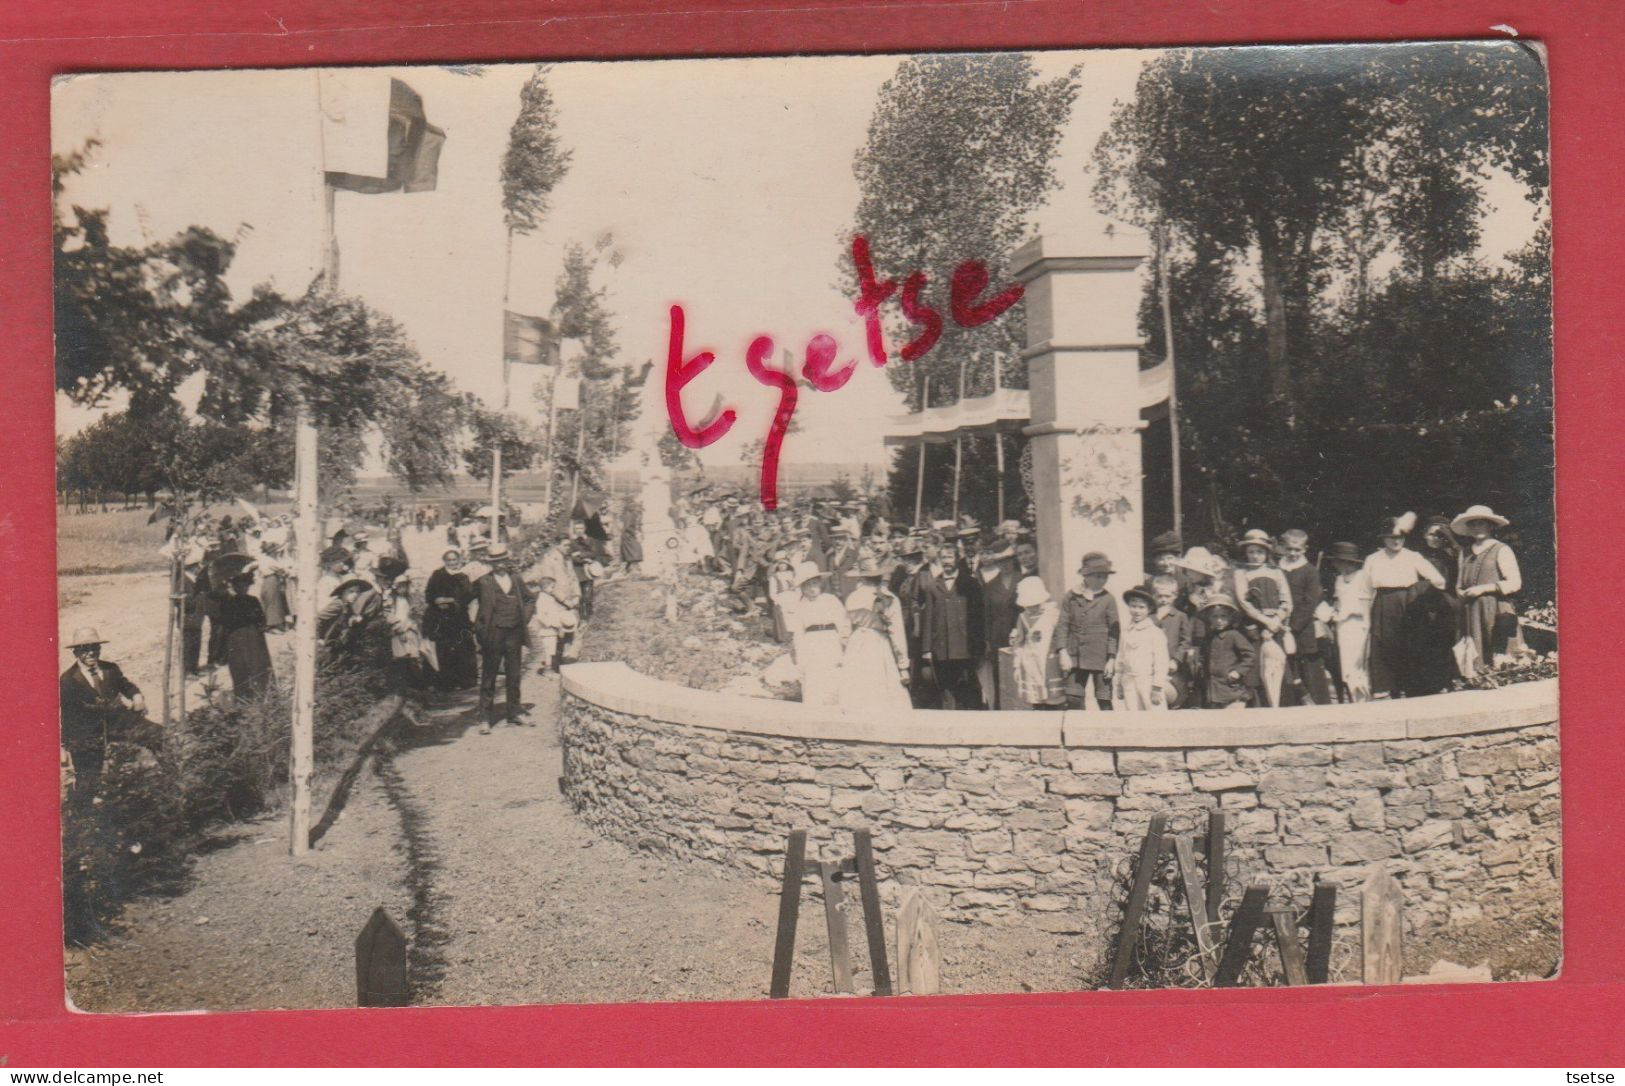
[839,608,911,713]
[775,561,850,707]
[1009,577,1064,708]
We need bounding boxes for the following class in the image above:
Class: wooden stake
[1361,865,1403,985]
[355,907,409,1007]
[895,888,942,996]
[817,860,854,995]
[852,830,892,996]
[1107,813,1167,988]
[1305,881,1336,984]
[1214,884,1270,987]
[1204,810,1226,926]
[768,830,807,999]
[1174,835,1216,981]
[1271,907,1309,986]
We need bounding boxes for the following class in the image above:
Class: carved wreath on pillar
[1058,425,1138,527]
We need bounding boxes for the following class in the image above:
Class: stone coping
[560,661,1558,749]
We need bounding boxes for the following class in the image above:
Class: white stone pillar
[1010,228,1149,601]
[633,373,681,579]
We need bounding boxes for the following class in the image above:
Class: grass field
[56,504,293,576]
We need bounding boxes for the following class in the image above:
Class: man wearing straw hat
[59,627,160,791]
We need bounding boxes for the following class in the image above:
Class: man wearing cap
[826,525,861,599]
[472,542,535,731]
[59,629,159,790]
[1056,552,1121,711]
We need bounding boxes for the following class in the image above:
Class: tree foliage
[848,53,1079,526]
[500,66,573,236]
[462,408,538,482]
[1093,42,1548,407]
[848,53,1081,409]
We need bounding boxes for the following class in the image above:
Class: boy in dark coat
[1200,600,1256,708]
[1278,529,1333,705]
[1055,551,1120,711]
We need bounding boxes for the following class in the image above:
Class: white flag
[317,70,394,180]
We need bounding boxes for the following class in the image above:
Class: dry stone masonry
[559,663,1558,944]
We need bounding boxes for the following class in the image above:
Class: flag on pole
[321,74,446,194]
[503,311,558,367]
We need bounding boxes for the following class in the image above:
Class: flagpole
[492,229,514,542]
[292,79,334,858]
[913,374,929,528]
[1157,221,1183,540]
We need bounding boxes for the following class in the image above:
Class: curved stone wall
[559,662,1559,940]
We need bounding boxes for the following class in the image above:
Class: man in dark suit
[472,543,535,733]
[915,544,985,710]
[59,627,160,791]
[975,540,1024,709]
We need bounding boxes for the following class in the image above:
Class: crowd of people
[667,492,1530,713]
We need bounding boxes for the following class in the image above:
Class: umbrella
[474,505,501,518]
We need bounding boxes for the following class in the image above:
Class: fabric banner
[321,74,445,194]
[503,311,557,367]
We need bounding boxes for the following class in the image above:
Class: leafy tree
[500,66,572,236]
[1093,42,1548,408]
[847,53,1079,525]
[463,408,538,482]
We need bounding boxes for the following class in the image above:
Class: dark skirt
[260,573,289,628]
[226,627,273,701]
[1368,586,1410,697]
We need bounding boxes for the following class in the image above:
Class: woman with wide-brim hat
[774,561,850,707]
[1362,512,1447,698]
[218,566,273,701]
[1452,504,1521,669]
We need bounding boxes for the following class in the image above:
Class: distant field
[56,504,289,576]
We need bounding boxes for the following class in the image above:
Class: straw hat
[66,626,107,649]
[1233,528,1274,557]
[1450,504,1509,534]
[486,542,510,559]
[1171,546,1226,579]
[793,561,826,587]
[1014,577,1050,608]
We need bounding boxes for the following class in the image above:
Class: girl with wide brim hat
[1450,504,1510,536]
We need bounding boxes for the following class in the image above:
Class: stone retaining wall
[559,663,1559,945]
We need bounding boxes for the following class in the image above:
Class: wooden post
[1157,221,1183,539]
[1213,884,1270,987]
[355,907,409,1007]
[913,375,929,528]
[1174,835,1216,981]
[491,230,514,542]
[161,549,179,728]
[768,830,807,999]
[817,860,854,995]
[895,888,942,996]
[291,177,334,857]
[1305,881,1337,984]
[1205,810,1226,925]
[1362,865,1403,985]
[994,430,1006,525]
[1270,907,1310,986]
[1107,813,1167,988]
[852,830,892,996]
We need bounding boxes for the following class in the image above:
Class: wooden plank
[355,907,409,1007]
[1213,884,1270,987]
[1205,810,1226,925]
[818,860,854,995]
[1361,865,1404,986]
[1272,909,1309,986]
[1305,882,1337,984]
[851,830,893,996]
[895,888,943,996]
[768,830,807,999]
[1173,835,1216,981]
[1107,813,1168,989]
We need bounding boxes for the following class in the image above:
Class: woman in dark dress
[219,572,274,701]
[423,549,477,690]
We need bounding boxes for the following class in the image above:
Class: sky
[52,47,1545,471]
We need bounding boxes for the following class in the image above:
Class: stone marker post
[1010,228,1149,600]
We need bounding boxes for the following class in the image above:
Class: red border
[4,0,1621,1066]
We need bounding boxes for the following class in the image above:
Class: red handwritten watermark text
[665,236,1024,509]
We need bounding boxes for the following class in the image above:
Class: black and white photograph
[53,42,1556,1011]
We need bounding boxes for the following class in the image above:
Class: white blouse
[1362,548,1447,591]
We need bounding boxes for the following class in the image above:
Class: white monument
[1010,227,1151,599]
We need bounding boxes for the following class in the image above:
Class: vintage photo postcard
[52,42,1555,1011]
